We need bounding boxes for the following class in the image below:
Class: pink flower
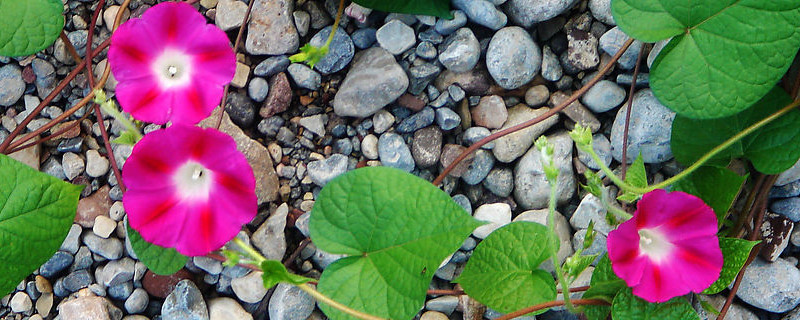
[123,124,256,256]
[109,2,235,125]
[607,189,723,303]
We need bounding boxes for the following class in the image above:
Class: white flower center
[638,228,673,262]
[152,49,192,89]
[173,161,213,200]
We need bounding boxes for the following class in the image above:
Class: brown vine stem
[717,174,777,320]
[432,38,635,186]
[620,44,647,180]
[494,299,610,320]
[213,0,256,129]
[283,237,312,269]
[59,30,83,65]
[0,38,110,153]
[6,111,92,154]
[732,173,766,238]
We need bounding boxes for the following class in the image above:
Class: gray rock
[98,257,135,287]
[125,288,149,314]
[60,224,82,254]
[309,26,355,74]
[63,269,94,293]
[287,64,321,90]
[492,105,559,163]
[294,11,310,37]
[448,84,466,102]
[647,40,669,69]
[776,159,800,186]
[771,198,800,222]
[577,134,612,170]
[412,126,442,168]
[569,194,624,236]
[361,134,379,159]
[694,295,757,320]
[514,132,575,209]
[245,0,299,55]
[334,48,409,118]
[194,257,223,275]
[216,0,248,31]
[373,109,395,134]
[398,107,435,133]
[462,149,495,185]
[580,80,626,113]
[248,77,269,102]
[9,292,31,313]
[572,229,607,265]
[453,194,473,214]
[209,297,252,320]
[62,153,85,180]
[376,20,416,55]
[307,154,349,186]
[770,180,800,198]
[504,0,578,27]
[610,89,675,164]
[589,0,615,25]
[0,64,25,107]
[83,232,123,260]
[252,203,288,261]
[452,0,507,30]
[32,58,57,99]
[737,258,800,313]
[253,56,290,77]
[86,150,110,178]
[379,133,415,172]
[541,45,563,82]
[435,107,461,131]
[473,203,512,239]
[269,284,315,320]
[162,280,209,320]
[108,282,134,300]
[40,251,74,278]
[566,30,600,70]
[484,168,513,197]
[486,27,541,90]
[426,295,459,315]
[599,27,643,70]
[352,28,377,49]
[298,114,326,136]
[439,28,481,73]
[231,271,267,304]
[472,95,508,129]
[463,126,494,149]
[435,10,468,35]
[408,62,442,95]
[416,41,438,60]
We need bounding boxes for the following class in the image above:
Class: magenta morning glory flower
[607,189,723,303]
[109,2,235,125]
[123,124,256,256]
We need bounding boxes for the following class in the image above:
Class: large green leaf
[582,255,626,320]
[702,238,759,295]
[310,167,481,320]
[0,154,82,295]
[353,0,452,18]
[612,0,800,118]
[456,222,557,315]
[671,87,800,174]
[672,166,747,224]
[612,288,700,320]
[0,0,64,56]
[127,223,188,275]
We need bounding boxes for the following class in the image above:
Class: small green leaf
[457,222,557,314]
[261,260,313,289]
[613,0,800,118]
[112,130,140,146]
[126,222,188,275]
[0,0,64,57]
[702,238,759,294]
[617,154,646,202]
[612,288,700,320]
[289,43,329,69]
[564,254,596,281]
[699,298,721,316]
[353,0,452,18]
[0,154,83,296]
[672,166,747,224]
[671,87,800,174]
[582,255,626,320]
[311,167,482,320]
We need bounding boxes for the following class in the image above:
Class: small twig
[6,110,92,154]
[283,237,312,269]
[494,299,610,320]
[732,173,766,238]
[59,31,83,65]
[213,0,256,129]
[432,39,636,186]
[620,44,647,180]
[427,289,465,296]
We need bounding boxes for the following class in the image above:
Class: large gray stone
[162,280,209,320]
[0,64,24,107]
[486,27,541,90]
[514,132,575,209]
[737,258,800,313]
[504,0,578,27]
[268,283,315,320]
[492,105,559,163]
[245,0,299,55]
[333,48,409,118]
[610,89,675,164]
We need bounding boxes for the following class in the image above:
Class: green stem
[589,98,800,194]
[323,0,346,50]
[98,101,142,141]
[296,283,388,320]
[233,237,266,264]
[547,181,575,313]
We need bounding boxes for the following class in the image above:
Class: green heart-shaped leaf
[613,0,800,118]
[702,238,759,295]
[310,167,481,320]
[0,154,82,295]
[612,288,700,320]
[582,255,626,320]
[0,0,64,57]
[127,222,188,275]
[671,87,800,174]
[672,166,747,225]
[456,221,557,314]
[353,0,452,19]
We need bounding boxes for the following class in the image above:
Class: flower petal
[115,79,169,124]
[188,24,236,86]
[139,2,205,48]
[167,78,224,124]
[109,19,159,82]
[608,219,646,287]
